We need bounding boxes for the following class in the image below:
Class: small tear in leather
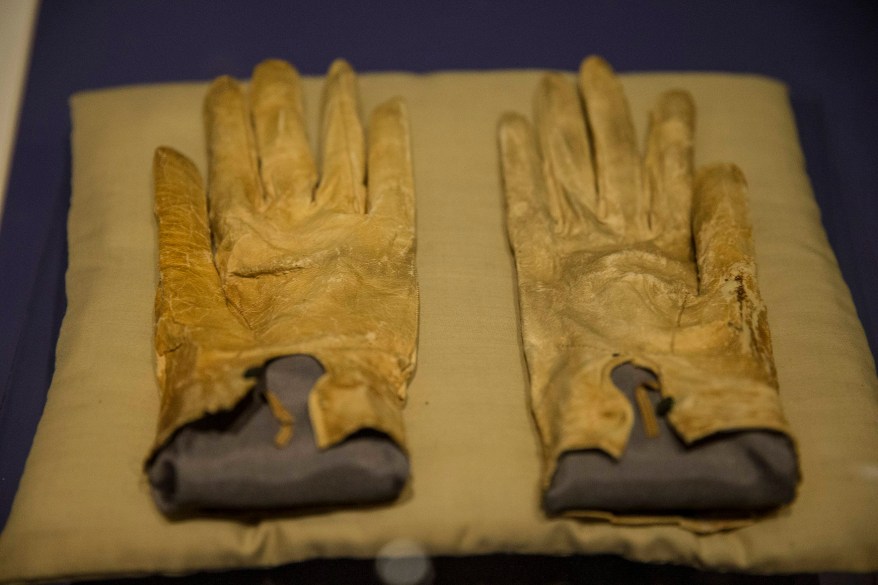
[264,389,295,448]
[611,361,662,439]
[656,396,675,417]
[635,386,660,438]
[243,366,264,379]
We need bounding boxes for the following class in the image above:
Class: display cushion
[1,70,877,581]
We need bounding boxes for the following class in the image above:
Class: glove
[147,59,418,513]
[498,56,798,526]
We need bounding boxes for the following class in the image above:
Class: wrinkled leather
[498,56,796,491]
[150,59,418,459]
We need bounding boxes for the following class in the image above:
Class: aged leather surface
[150,59,418,460]
[498,56,798,513]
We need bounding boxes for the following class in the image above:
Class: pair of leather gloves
[147,57,798,528]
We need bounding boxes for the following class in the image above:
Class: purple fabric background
[0,1,876,560]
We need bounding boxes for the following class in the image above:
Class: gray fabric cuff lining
[147,355,409,516]
[544,362,800,516]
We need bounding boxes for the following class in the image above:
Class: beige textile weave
[1,70,877,581]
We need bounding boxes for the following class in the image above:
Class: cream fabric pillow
[1,70,877,582]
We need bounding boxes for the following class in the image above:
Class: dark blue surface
[1,0,877,532]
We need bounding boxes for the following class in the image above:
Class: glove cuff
[307,350,409,451]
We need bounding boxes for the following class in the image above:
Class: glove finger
[249,59,318,211]
[693,163,776,379]
[534,72,598,229]
[498,113,554,261]
[644,89,695,260]
[314,59,367,214]
[204,75,263,243]
[366,97,414,224]
[693,163,756,294]
[578,56,646,236]
[153,147,229,347]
